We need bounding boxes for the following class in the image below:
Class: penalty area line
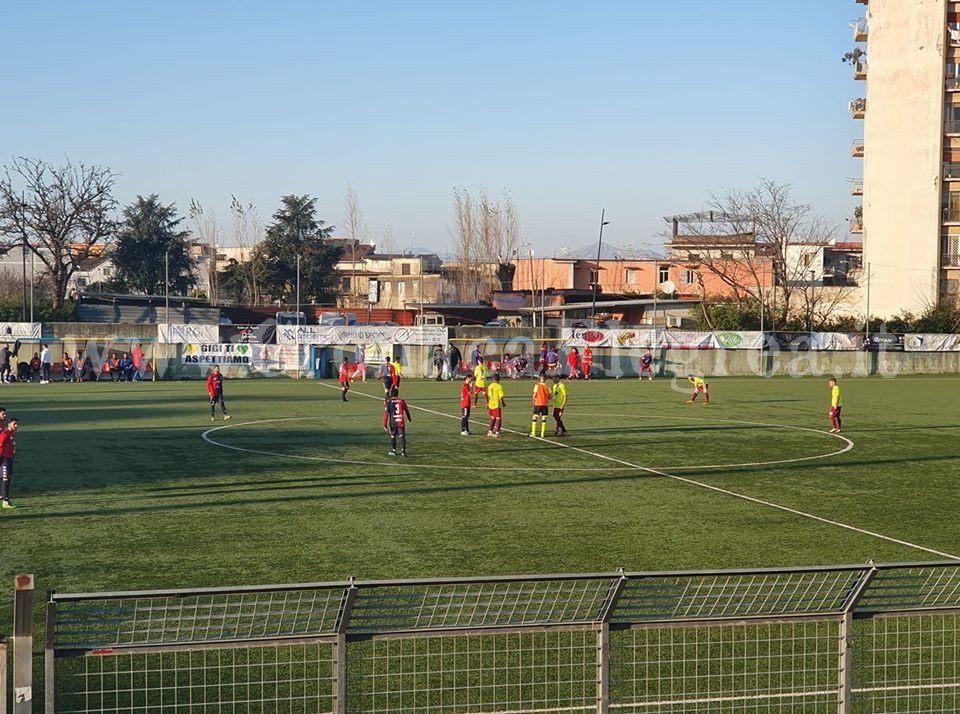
[322,383,960,561]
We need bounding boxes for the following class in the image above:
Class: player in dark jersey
[206,365,231,421]
[639,349,655,381]
[383,387,413,457]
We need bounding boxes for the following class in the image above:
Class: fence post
[837,564,877,714]
[43,593,55,714]
[1,635,7,714]
[12,574,34,714]
[596,571,628,714]
[333,580,358,714]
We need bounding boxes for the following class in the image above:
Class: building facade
[855,0,957,316]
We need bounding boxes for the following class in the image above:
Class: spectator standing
[0,417,19,509]
[448,344,462,378]
[39,344,51,383]
[29,353,41,382]
[131,343,144,380]
[0,344,10,384]
[433,345,445,381]
[470,344,481,368]
[566,347,580,379]
[582,346,593,380]
[355,344,366,382]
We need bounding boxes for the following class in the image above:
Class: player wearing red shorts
[486,373,505,438]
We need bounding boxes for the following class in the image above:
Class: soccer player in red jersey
[206,366,232,421]
[383,387,412,457]
[0,417,19,509]
[339,357,351,402]
[459,374,474,435]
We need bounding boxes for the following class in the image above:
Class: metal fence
[40,561,960,713]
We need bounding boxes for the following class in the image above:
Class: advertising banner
[904,333,960,351]
[182,343,278,370]
[660,330,715,350]
[866,333,905,352]
[561,328,660,348]
[772,332,813,352]
[0,323,41,340]
[812,332,859,351]
[277,325,447,346]
[711,332,764,350]
[159,323,219,344]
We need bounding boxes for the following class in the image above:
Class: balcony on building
[851,139,864,158]
[852,59,867,80]
[855,0,867,5]
[945,162,960,180]
[942,235,960,267]
[849,179,863,196]
[945,207,960,224]
[852,18,868,42]
[950,25,960,48]
[849,217,863,234]
[849,98,866,119]
[947,119,960,136]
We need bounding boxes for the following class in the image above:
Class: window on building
[397,281,406,295]
[401,264,411,275]
[681,269,695,285]
[589,268,600,285]
[382,281,391,293]
[658,266,669,284]
[720,252,734,260]
[341,277,351,292]
[625,269,637,284]
[103,267,113,278]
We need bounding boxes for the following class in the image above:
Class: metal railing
[849,217,863,233]
[946,120,960,135]
[852,17,868,42]
[849,178,863,195]
[849,98,866,117]
[40,561,960,713]
[851,138,864,156]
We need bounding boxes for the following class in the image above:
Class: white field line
[319,384,959,561]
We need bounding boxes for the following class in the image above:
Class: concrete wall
[862,0,946,317]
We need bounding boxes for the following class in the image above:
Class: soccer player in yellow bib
[685,374,710,405]
[486,373,505,438]
[551,375,568,436]
[531,373,550,437]
[472,361,487,407]
[828,377,842,433]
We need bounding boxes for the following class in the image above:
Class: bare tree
[228,196,267,305]
[342,185,369,307]
[0,157,118,308]
[380,224,396,255]
[189,200,223,302]
[450,187,521,302]
[671,179,838,326]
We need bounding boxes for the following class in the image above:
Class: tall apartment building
[854,0,960,317]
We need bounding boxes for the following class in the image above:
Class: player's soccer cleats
[461,430,470,436]
[224,414,232,420]
[1,500,15,509]
[685,400,694,404]
[401,452,408,458]
[211,417,215,421]
[387,450,396,456]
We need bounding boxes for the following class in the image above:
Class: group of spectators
[0,342,146,383]
[439,342,594,381]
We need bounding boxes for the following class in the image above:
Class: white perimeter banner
[277,324,447,346]
[182,343,278,370]
[711,332,764,350]
[904,333,960,351]
[660,330,715,350]
[0,323,41,339]
[159,323,219,344]
[811,333,859,351]
[561,328,660,348]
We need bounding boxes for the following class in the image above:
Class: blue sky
[1,1,861,256]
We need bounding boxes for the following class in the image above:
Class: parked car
[484,319,509,327]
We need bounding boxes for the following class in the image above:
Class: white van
[414,313,446,327]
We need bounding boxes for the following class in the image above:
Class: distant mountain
[561,241,662,260]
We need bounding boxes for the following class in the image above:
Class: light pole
[296,254,301,380]
[590,210,610,325]
[807,269,815,332]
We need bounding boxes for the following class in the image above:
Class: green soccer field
[1,373,958,613]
